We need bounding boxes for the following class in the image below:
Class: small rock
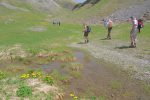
[111,94,114,97]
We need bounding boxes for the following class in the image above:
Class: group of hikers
[52,20,61,26]
[83,16,144,48]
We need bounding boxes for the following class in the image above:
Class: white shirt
[132,19,138,29]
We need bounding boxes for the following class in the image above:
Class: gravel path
[70,42,150,82]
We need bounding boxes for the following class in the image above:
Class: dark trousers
[107,27,112,39]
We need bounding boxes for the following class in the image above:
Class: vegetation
[0,71,7,80]
[0,0,150,99]
[43,75,54,85]
[16,85,32,97]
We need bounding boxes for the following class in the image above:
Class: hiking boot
[134,43,136,48]
[87,40,89,43]
[129,45,134,48]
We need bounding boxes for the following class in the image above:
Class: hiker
[83,24,91,43]
[106,19,113,39]
[58,21,60,26]
[53,20,56,25]
[53,21,55,25]
[137,19,144,33]
[129,16,138,48]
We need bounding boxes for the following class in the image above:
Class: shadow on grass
[115,45,131,49]
[77,42,86,44]
[101,38,111,40]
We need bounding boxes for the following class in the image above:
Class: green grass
[113,22,150,40]
[110,80,122,90]
[1,3,149,49]
[143,84,150,95]
[0,11,82,49]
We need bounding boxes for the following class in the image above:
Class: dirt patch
[27,79,41,86]
[0,44,29,61]
[35,84,58,94]
[27,79,59,94]
[29,26,47,32]
[27,79,64,100]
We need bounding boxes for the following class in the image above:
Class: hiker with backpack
[83,24,91,43]
[137,19,144,33]
[129,16,138,48]
[106,19,113,39]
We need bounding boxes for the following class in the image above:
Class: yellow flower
[20,74,27,78]
[20,76,24,78]
[39,75,42,78]
[26,75,30,78]
[33,75,37,78]
[37,72,41,76]
[74,96,78,99]
[32,73,36,76]
[70,93,74,97]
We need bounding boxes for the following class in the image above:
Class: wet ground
[1,49,150,100]
[64,50,150,100]
[29,49,150,100]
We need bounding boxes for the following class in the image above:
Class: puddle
[1,49,149,100]
[65,50,150,100]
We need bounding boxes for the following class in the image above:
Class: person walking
[83,24,91,43]
[106,19,113,39]
[130,17,138,48]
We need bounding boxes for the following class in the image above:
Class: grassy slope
[0,7,81,49]
[0,0,149,48]
[0,7,149,48]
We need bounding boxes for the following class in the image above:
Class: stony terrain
[70,41,150,82]
[109,0,150,21]
[71,0,150,24]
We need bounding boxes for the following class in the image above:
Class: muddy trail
[64,50,150,100]
[28,50,150,100]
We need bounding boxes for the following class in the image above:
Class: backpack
[104,20,108,28]
[87,26,91,32]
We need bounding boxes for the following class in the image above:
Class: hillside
[1,0,150,23]
[0,0,75,14]
[72,0,100,10]
[57,0,150,23]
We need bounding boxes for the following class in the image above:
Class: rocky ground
[109,0,150,22]
[70,41,150,82]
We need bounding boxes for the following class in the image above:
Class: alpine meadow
[0,0,150,100]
